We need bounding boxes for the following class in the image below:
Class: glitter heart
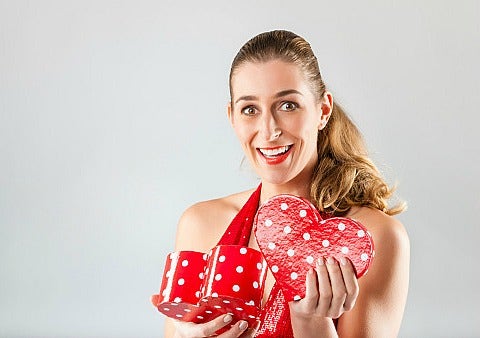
[254,195,374,302]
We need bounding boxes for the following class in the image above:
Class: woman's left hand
[289,256,359,320]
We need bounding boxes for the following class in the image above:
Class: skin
[164,60,410,337]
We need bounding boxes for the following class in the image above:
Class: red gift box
[152,245,267,328]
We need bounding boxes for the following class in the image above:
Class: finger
[302,267,319,310]
[239,328,257,338]
[239,319,260,338]
[315,257,332,316]
[218,320,249,338]
[325,256,347,318]
[150,295,156,306]
[175,313,234,337]
[339,256,359,311]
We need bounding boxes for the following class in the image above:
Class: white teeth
[259,145,291,157]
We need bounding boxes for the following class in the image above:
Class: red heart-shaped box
[152,245,267,328]
[254,195,374,302]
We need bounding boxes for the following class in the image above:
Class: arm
[164,199,255,338]
[165,203,210,338]
[288,208,409,337]
[336,209,410,337]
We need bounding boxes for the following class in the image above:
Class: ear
[317,91,333,130]
[227,102,234,127]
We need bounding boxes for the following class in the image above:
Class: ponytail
[310,101,406,216]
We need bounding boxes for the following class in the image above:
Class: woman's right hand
[172,314,255,338]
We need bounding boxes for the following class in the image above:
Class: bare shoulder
[347,206,409,252]
[337,207,410,336]
[347,207,410,285]
[175,188,256,253]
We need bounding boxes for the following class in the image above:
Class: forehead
[231,60,313,100]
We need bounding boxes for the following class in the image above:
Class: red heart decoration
[151,245,267,328]
[254,195,374,302]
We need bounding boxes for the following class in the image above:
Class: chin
[257,172,294,186]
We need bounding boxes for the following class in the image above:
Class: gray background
[1,0,479,337]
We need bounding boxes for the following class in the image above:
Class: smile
[257,145,293,165]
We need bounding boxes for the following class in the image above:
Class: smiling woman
[228,60,325,188]
[164,30,409,338]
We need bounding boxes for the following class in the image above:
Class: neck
[260,169,313,204]
[259,151,319,203]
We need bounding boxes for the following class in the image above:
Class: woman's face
[229,60,332,186]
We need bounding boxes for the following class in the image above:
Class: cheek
[233,121,255,144]
[290,116,317,139]
[295,121,319,151]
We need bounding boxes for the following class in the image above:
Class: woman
[164,30,409,337]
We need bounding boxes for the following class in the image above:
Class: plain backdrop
[1,1,479,337]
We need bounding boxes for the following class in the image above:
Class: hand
[290,257,359,320]
[172,314,256,338]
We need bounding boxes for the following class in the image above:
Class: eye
[241,106,257,116]
[279,101,298,111]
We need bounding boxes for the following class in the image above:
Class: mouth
[257,145,293,165]
[258,145,292,157]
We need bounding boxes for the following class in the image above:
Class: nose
[260,112,281,142]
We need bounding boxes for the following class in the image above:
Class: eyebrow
[234,89,303,104]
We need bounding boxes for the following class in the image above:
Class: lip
[257,145,293,165]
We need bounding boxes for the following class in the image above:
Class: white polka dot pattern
[254,194,375,302]
[152,245,267,327]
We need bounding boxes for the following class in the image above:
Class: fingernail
[317,257,324,266]
[223,314,232,323]
[340,257,347,266]
[239,320,248,331]
[326,256,335,265]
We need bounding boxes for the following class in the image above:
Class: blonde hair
[230,30,405,215]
